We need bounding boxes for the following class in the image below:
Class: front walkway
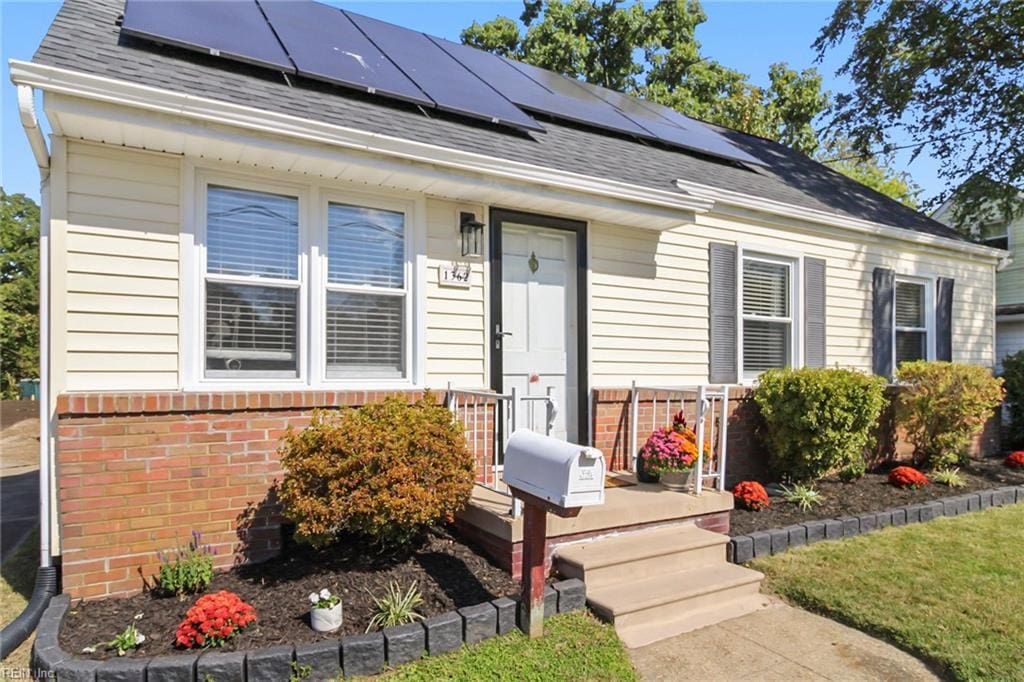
[628,598,939,681]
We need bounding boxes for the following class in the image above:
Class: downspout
[0,83,57,661]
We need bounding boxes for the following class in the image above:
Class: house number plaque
[439,262,472,288]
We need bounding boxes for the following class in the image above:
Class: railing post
[630,379,639,472]
[694,385,706,495]
[718,387,729,492]
[545,385,556,436]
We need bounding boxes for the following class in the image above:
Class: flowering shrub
[639,411,709,476]
[156,530,215,598]
[1005,451,1024,469]
[175,591,256,649]
[733,481,770,511]
[279,394,474,548]
[888,466,929,489]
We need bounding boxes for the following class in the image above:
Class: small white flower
[81,646,96,654]
[319,588,331,600]
[135,633,146,645]
[308,592,319,605]
[134,612,144,620]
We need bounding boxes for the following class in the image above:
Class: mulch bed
[60,527,519,660]
[730,457,1024,537]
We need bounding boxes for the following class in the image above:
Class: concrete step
[555,524,727,590]
[586,563,769,649]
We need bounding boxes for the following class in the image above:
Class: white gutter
[674,179,1008,260]
[8,60,714,217]
[16,83,52,569]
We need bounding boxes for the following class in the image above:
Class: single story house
[14,0,1002,599]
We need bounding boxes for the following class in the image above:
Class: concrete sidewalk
[628,599,939,681]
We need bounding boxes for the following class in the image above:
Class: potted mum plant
[639,411,706,492]
[308,588,343,632]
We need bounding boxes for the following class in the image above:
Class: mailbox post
[502,429,605,638]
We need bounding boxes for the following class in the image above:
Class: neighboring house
[933,188,1021,372]
[13,0,1002,599]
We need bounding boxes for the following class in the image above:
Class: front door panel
[500,222,577,441]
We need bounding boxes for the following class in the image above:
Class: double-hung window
[741,253,795,379]
[894,279,932,365]
[203,185,302,378]
[324,202,407,379]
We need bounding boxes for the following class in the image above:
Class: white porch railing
[629,381,731,494]
[445,384,557,516]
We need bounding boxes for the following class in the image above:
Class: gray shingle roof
[33,0,963,241]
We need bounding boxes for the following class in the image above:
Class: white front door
[500,222,577,442]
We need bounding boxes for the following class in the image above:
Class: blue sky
[2,1,945,204]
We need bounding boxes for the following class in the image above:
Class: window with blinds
[204,185,300,377]
[894,281,927,365]
[741,256,793,377]
[325,202,406,379]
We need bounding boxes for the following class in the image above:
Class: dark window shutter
[936,277,954,361]
[804,257,827,368]
[872,267,895,378]
[709,242,738,384]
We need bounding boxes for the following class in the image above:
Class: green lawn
[1,529,39,672]
[753,504,1024,681]
[380,611,636,681]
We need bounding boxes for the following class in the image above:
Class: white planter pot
[310,603,343,633]
[659,469,692,492]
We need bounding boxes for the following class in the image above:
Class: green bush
[1000,349,1024,447]
[754,367,887,482]
[156,530,215,598]
[278,393,475,548]
[895,361,1004,468]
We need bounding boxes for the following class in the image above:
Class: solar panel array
[120,0,764,165]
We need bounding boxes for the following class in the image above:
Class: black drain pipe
[0,566,57,660]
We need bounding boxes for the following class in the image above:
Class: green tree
[819,138,922,208]
[462,0,830,156]
[1,189,40,398]
[815,0,1024,227]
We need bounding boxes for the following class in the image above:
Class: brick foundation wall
[54,390,499,599]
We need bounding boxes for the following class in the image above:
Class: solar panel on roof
[343,11,543,132]
[121,0,294,73]
[570,79,766,166]
[258,1,432,107]
[503,60,654,139]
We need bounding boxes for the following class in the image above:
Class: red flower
[175,591,256,649]
[889,466,929,489]
[733,481,770,511]
[1005,451,1024,469]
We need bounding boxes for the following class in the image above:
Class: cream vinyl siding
[63,141,181,391]
[424,199,487,388]
[590,212,996,387]
[997,216,1024,306]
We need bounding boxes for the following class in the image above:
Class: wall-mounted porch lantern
[459,211,485,258]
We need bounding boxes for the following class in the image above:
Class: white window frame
[737,245,803,383]
[181,165,425,390]
[893,275,936,368]
[313,190,416,387]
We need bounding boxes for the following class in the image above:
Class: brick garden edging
[31,579,586,680]
[727,485,1024,564]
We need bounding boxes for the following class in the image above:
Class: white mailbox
[502,429,605,509]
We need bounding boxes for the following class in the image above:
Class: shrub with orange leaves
[1005,451,1024,469]
[278,393,475,548]
[175,591,255,649]
[888,466,929,489]
[733,481,770,511]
